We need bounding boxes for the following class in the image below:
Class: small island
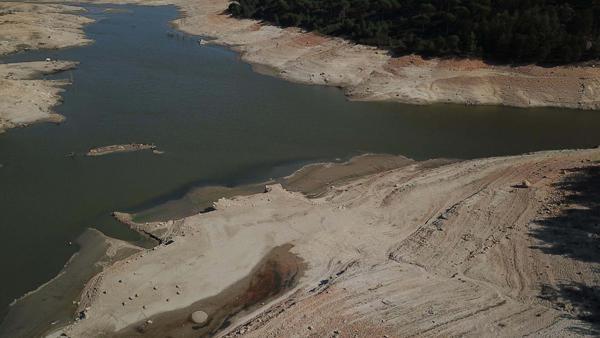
[86,144,159,156]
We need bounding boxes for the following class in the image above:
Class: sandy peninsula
[0,2,92,133]
[51,147,600,337]
[0,60,78,133]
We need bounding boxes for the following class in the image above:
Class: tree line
[228,0,600,64]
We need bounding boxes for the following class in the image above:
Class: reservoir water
[1,4,600,326]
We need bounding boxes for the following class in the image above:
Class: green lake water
[1,4,600,326]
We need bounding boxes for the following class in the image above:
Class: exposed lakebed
[1,3,600,335]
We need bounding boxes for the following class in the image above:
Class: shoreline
[52,147,600,337]
[1,1,597,335]
[0,228,141,338]
[36,0,600,111]
[0,2,93,133]
[166,0,600,110]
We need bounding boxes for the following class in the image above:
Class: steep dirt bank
[52,148,600,337]
[0,2,92,133]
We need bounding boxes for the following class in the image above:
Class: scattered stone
[191,310,208,324]
[514,180,532,188]
[307,326,313,331]
[146,319,153,325]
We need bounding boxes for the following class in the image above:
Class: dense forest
[228,0,600,64]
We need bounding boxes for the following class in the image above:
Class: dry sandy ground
[0,2,92,133]
[0,60,78,132]
[51,148,600,337]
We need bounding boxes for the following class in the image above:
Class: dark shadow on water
[531,164,600,332]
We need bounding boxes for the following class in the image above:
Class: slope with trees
[228,0,600,64]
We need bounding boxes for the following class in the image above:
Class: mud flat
[0,2,93,133]
[0,229,140,338]
[51,148,600,337]
[86,144,159,156]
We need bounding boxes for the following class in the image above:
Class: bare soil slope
[54,148,600,337]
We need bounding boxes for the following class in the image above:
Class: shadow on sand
[531,164,600,334]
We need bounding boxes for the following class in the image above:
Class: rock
[521,180,531,188]
[146,319,153,325]
[191,310,208,324]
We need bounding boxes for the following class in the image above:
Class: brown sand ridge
[52,148,600,337]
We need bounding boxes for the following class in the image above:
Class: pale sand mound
[0,2,93,55]
[54,148,600,337]
[0,61,78,133]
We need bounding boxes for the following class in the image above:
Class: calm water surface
[1,4,600,318]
